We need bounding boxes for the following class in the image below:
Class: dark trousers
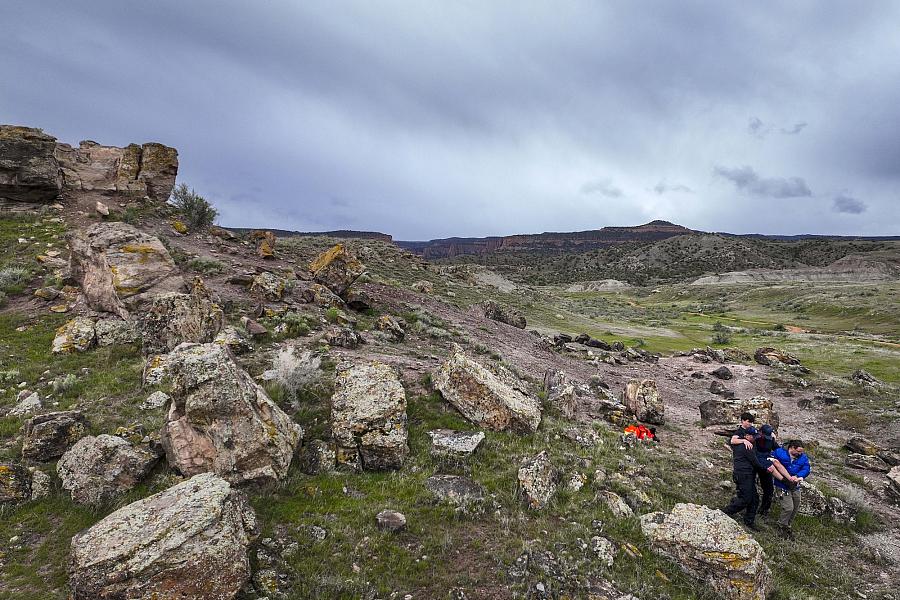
[757,470,774,515]
[723,472,759,525]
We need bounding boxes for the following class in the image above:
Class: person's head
[740,412,755,428]
[743,426,758,440]
[760,424,774,439]
[787,440,805,458]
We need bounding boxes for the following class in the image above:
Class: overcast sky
[2,2,898,239]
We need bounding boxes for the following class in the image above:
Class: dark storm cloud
[832,194,867,214]
[1,1,898,237]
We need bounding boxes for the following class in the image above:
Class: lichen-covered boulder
[310,244,365,296]
[139,280,224,354]
[249,230,276,259]
[754,347,801,367]
[21,411,88,461]
[845,436,882,456]
[640,503,772,600]
[301,282,346,309]
[8,391,42,417]
[845,452,890,472]
[331,362,409,471]
[518,450,558,510]
[411,280,433,294]
[214,325,253,355]
[57,434,161,505]
[325,326,364,349]
[598,490,634,518]
[433,346,541,434]
[481,300,526,329]
[699,396,779,429]
[68,222,184,318]
[94,317,139,346]
[427,429,485,458]
[425,474,485,507]
[0,125,62,205]
[623,379,665,425]
[69,473,257,600]
[0,463,33,504]
[249,271,285,301]
[543,369,627,424]
[51,316,96,354]
[297,440,337,475]
[158,343,302,485]
[375,315,406,342]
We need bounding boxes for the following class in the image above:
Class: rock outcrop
[21,411,89,462]
[543,369,627,424]
[57,434,161,505]
[69,473,257,600]
[310,244,365,297]
[518,451,558,510]
[640,503,772,600]
[0,463,33,503]
[68,222,184,318]
[481,300,526,329]
[0,125,63,206]
[157,343,302,485]
[433,347,541,434]
[140,279,224,354]
[754,347,801,367]
[887,466,900,504]
[425,474,486,508]
[0,125,178,209]
[51,316,97,354]
[623,379,665,425]
[427,429,485,458]
[331,362,409,471]
[699,396,779,429]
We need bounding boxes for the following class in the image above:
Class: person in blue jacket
[772,439,811,539]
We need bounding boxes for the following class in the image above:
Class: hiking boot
[777,525,795,540]
[744,522,761,532]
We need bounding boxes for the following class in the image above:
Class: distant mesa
[396,220,694,259]
[0,124,178,210]
[226,227,392,242]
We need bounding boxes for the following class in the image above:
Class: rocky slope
[0,127,898,600]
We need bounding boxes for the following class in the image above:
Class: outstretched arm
[730,434,752,449]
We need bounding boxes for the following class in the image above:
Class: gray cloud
[781,122,807,135]
[832,194,867,214]
[581,179,623,198]
[714,165,812,198]
[0,1,897,237]
[653,181,694,195]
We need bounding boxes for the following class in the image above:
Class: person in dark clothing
[754,424,779,516]
[722,427,793,530]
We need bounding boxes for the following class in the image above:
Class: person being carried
[722,427,794,531]
[624,424,657,441]
[772,440,811,540]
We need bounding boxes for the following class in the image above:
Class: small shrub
[711,331,731,345]
[324,307,341,324]
[0,266,30,293]
[712,321,728,332]
[772,323,787,331]
[52,373,78,394]
[0,369,21,383]
[185,257,225,276]
[270,346,322,402]
[168,183,218,229]
[281,312,311,337]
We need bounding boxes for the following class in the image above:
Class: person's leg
[785,488,802,527]
[777,488,795,527]
[733,473,758,525]
[770,459,791,480]
[758,470,774,516]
